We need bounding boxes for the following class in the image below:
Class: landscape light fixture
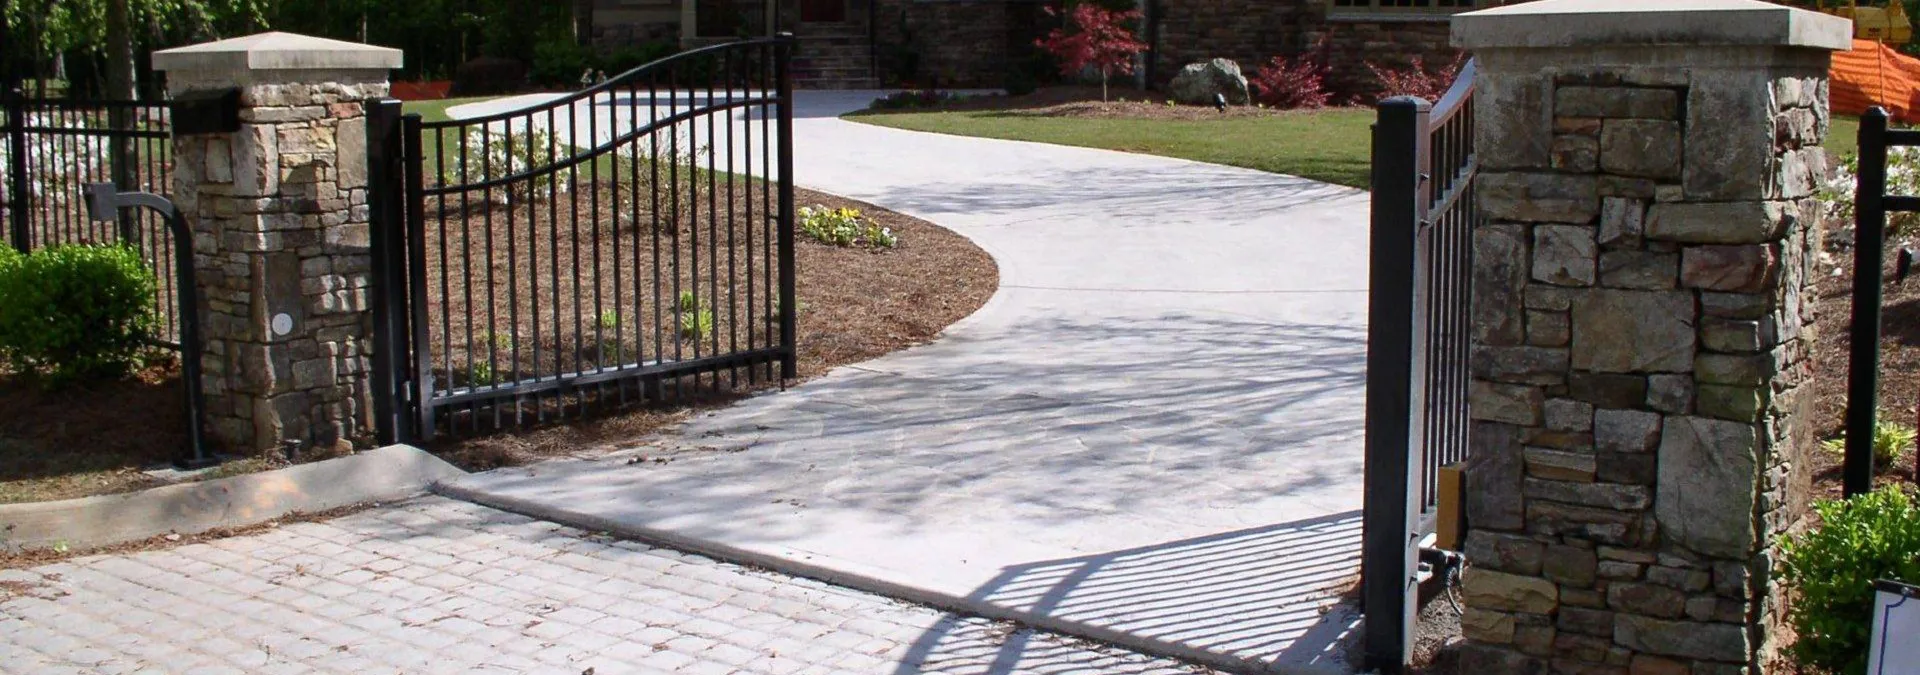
[1213,92,1228,112]
[82,183,213,468]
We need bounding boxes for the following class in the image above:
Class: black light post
[82,183,212,468]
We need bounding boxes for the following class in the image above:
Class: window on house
[1331,0,1476,16]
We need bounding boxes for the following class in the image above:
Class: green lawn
[1830,115,1860,159]
[403,97,503,176]
[846,108,1377,189]
[403,96,500,124]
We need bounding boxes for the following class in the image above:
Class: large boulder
[1169,59,1250,106]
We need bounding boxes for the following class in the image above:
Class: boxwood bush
[0,244,157,382]
[1778,487,1920,674]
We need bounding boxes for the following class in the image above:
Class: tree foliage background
[2,0,581,95]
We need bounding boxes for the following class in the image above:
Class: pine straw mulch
[852,85,1351,121]
[1808,217,1920,501]
[0,361,201,504]
[424,187,996,470]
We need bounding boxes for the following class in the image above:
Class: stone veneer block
[1570,290,1695,373]
[1656,416,1760,558]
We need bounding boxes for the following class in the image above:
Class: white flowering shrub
[440,123,575,206]
[1819,146,1920,240]
[0,113,109,214]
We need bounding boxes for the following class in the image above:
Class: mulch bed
[1809,217,1920,500]
[0,361,198,504]
[855,85,1350,121]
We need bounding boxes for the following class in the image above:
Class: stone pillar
[1452,1,1848,672]
[154,33,402,453]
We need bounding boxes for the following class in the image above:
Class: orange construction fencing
[1833,38,1920,122]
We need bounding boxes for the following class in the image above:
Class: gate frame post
[1845,108,1888,496]
[1363,95,1430,673]
[775,32,799,380]
[365,98,412,445]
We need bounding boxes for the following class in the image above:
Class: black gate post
[776,33,799,380]
[4,90,27,252]
[366,98,412,444]
[1362,96,1428,673]
[1846,107,1889,497]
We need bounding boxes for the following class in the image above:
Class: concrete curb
[433,481,1331,675]
[2,445,464,552]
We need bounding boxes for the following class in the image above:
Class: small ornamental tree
[1368,53,1467,103]
[1035,3,1149,102]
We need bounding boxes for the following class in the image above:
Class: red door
[798,0,845,22]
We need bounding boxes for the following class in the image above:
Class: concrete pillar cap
[153,31,402,73]
[1452,0,1854,51]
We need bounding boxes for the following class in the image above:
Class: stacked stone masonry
[1461,52,1826,674]
[170,75,386,453]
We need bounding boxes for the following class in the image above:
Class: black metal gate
[2,92,183,343]
[1362,60,1478,671]
[369,37,798,443]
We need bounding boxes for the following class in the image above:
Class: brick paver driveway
[0,498,1210,675]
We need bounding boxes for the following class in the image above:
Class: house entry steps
[439,90,1374,674]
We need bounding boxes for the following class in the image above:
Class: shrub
[530,34,595,88]
[1779,487,1920,674]
[869,90,960,110]
[1368,54,1467,103]
[1820,148,1920,238]
[0,244,157,382]
[1823,417,1917,472]
[1251,53,1331,110]
[800,206,897,249]
[1035,3,1148,102]
[0,113,109,211]
[442,124,575,205]
[676,291,715,342]
[597,42,679,78]
[449,56,530,97]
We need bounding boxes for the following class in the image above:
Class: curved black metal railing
[371,37,796,441]
[1362,59,1478,672]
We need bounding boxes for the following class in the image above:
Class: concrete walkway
[442,91,1373,673]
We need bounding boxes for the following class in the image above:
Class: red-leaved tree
[1251,38,1332,110]
[1368,53,1468,103]
[1035,3,1149,103]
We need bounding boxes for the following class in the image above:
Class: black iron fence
[1846,107,1920,494]
[2,93,182,344]
[370,37,798,442]
[1362,59,1478,672]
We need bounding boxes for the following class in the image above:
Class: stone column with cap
[153,32,401,454]
[1452,0,1847,672]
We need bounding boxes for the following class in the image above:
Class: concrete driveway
[441,91,1373,673]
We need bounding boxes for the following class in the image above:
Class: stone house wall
[586,0,1465,94]
[872,0,1050,88]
